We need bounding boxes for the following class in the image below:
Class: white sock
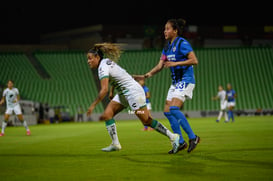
[166,130,176,140]
[218,111,223,120]
[151,120,175,140]
[1,121,8,134]
[22,120,29,131]
[106,120,120,145]
[224,111,228,121]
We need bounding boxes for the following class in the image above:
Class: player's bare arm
[109,85,115,100]
[212,95,219,101]
[144,59,165,78]
[15,95,20,103]
[87,78,109,116]
[0,97,5,105]
[146,91,151,99]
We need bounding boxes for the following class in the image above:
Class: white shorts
[227,102,236,108]
[166,82,195,102]
[220,101,227,110]
[5,104,22,115]
[112,87,146,111]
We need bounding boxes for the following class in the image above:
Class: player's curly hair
[89,43,122,62]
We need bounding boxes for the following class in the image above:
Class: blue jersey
[161,36,195,85]
[226,89,236,102]
[143,85,150,103]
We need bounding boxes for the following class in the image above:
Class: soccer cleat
[168,141,188,154]
[224,120,229,123]
[188,135,200,153]
[26,130,31,136]
[216,119,219,123]
[0,133,4,137]
[101,143,122,152]
[170,134,180,154]
[148,127,154,131]
[142,127,148,131]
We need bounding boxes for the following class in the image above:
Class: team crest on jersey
[106,60,112,65]
[172,46,176,52]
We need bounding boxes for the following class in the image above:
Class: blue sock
[164,112,184,144]
[230,110,234,121]
[170,106,196,139]
[228,110,232,121]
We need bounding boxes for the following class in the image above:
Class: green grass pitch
[0,116,273,181]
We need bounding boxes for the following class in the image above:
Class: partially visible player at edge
[135,18,200,153]
[0,80,31,136]
[212,85,228,122]
[86,43,180,153]
[226,83,237,122]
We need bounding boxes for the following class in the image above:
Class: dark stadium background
[0,2,271,44]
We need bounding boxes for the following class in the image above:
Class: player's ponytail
[92,43,122,62]
[167,18,186,36]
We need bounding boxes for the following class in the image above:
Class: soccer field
[0,116,273,181]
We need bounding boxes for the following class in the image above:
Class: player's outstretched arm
[144,59,165,78]
[14,94,20,103]
[87,78,109,116]
[132,74,145,79]
[109,85,115,100]
[0,97,5,105]
[211,95,219,101]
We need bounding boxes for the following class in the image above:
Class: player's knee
[4,114,10,121]
[17,115,23,121]
[99,112,112,121]
[169,106,180,114]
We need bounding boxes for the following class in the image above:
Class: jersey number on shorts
[176,82,186,90]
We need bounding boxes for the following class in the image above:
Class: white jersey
[98,58,140,95]
[3,88,19,108]
[217,90,226,105]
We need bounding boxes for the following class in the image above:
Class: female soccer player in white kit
[86,43,180,153]
[212,85,228,122]
[0,80,31,136]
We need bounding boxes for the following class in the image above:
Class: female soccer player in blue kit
[226,83,237,122]
[138,18,200,153]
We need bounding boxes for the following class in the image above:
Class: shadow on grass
[0,151,171,159]
[1,147,272,170]
[194,147,273,169]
